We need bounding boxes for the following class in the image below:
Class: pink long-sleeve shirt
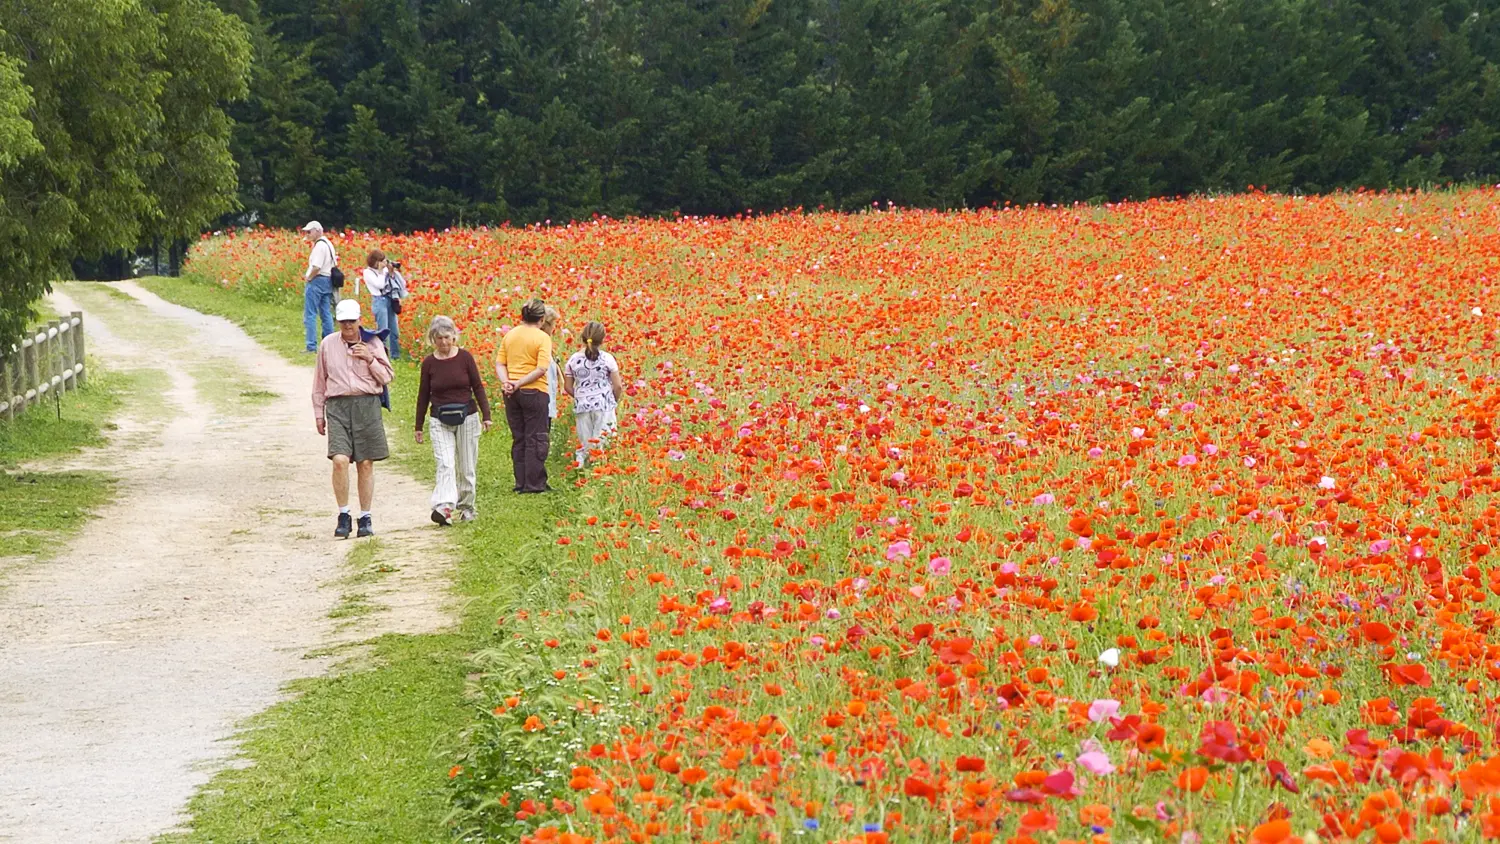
[312,332,394,422]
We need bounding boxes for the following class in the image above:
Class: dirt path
[0,281,452,843]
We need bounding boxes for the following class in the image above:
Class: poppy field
[191,189,1500,843]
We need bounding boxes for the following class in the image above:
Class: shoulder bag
[319,238,344,289]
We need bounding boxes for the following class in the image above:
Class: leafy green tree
[147,0,253,242]
[0,0,249,354]
[0,0,164,353]
[0,34,44,355]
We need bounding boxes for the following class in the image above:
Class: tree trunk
[100,250,128,280]
[262,157,276,205]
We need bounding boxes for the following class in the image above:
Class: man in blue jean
[302,220,337,351]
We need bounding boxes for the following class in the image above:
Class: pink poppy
[1077,750,1114,776]
[1088,699,1121,723]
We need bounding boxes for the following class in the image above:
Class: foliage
[198,190,1500,841]
[219,0,1500,231]
[148,0,254,243]
[0,0,249,354]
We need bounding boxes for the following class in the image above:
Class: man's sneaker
[334,512,353,539]
[357,515,375,538]
[431,507,452,526]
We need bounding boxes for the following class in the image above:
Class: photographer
[362,249,406,360]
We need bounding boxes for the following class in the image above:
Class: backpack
[386,267,408,312]
[319,237,344,288]
[359,327,392,411]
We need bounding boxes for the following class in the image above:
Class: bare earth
[0,281,451,843]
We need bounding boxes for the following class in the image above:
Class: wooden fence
[0,312,86,420]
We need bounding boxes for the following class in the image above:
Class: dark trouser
[504,389,551,492]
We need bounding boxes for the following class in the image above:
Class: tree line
[224,0,1500,232]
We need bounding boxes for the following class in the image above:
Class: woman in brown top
[415,315,492,525]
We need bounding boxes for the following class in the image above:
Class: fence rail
[1,311,86,420]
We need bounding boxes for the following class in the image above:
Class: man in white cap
[302,221,338,352]
[312,299,394,538]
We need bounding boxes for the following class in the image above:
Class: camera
[390,259,402,269]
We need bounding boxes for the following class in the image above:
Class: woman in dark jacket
[415,315,492,524]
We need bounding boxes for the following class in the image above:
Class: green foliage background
[221,0,1500,231]
[0,0,250,355]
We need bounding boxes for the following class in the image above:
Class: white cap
[335,299,360,321]
[301,220,323,232]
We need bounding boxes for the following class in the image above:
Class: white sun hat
[335,299,361,321]
[301,220,323,231]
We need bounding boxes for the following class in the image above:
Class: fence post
[32,326,43,401]
[47,319,61,396]
[21,336,36,412]
[3,347,13,421]
[13,342,22,415]
[72,311,85,389]
[42,320,53,397]
[57,319,70,394]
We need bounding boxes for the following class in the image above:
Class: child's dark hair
[581,321,606,361]
[520,298,546,324]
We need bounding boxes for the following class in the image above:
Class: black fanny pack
[434,403,469,427]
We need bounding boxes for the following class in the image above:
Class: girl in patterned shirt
[563,321,623,467]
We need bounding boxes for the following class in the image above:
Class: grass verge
[159,632,471,844]
[0,364,156,560]
[142,274,571,843]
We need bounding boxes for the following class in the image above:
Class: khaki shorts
[326,395,389,462]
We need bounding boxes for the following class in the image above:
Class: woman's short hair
[520,299,547,324]
[425,315,459,347]
[366,249,386,268]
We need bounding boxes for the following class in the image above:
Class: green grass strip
[0,472,114,559]
[0,360,158,562]
[0,362,133,465]
[159,633,471,844]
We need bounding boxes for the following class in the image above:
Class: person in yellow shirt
[496,299,554,492]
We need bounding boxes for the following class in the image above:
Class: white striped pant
[430,412,481,516]
[574,408,617,465]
